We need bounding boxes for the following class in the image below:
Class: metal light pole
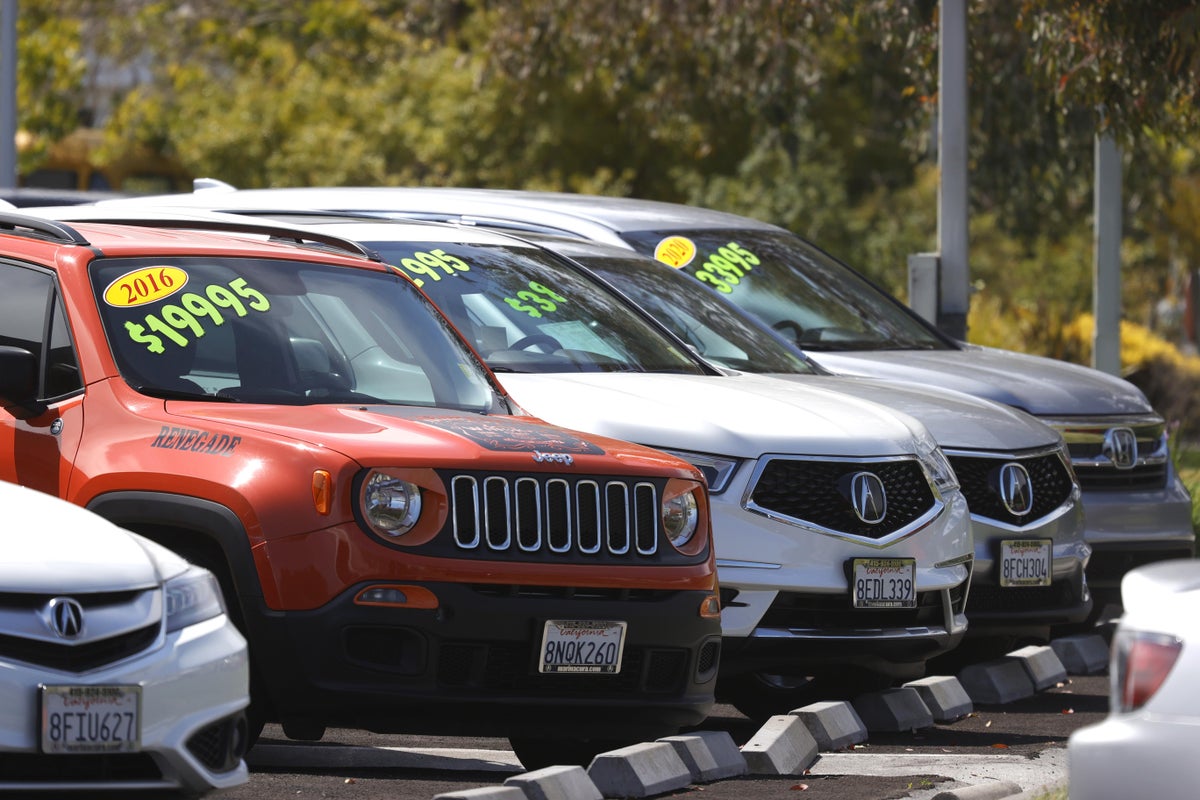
[0,0,16,188]
[936,0,970,341]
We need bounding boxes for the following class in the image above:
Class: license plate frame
[40,684,142,754]
[538,620,627,674]
[1000,538,1052,587]
[851,557,917,608]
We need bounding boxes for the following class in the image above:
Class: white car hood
[813,345,1153,416]
[0,484,184,593]
[773,375,1062,452]
[498,371,925,458]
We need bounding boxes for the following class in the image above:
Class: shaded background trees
[11,1,1200,401]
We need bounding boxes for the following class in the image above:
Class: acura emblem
[848,472,887,525]
[46,597,84,639]
[997,463,1034,517]
[1103,427,1138,470]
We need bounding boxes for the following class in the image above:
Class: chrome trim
[576,480,601,554]
[451,475,481,549]
[483,476,512,550]
[547,478,572,553]
[515,477,542,552]
[634,483,659,555]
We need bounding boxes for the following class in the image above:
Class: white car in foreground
[0,481,249,795]
[1068,559,1200,799]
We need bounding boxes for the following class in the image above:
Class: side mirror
[0,345,43,415]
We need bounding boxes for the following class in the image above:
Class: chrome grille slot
[635,483,658,554]
[515,478,542,551]
[483,476,511,550]
[547,479,572,552]
[606,482,631,555]
[577,480,601,554]
[452,475,481,548]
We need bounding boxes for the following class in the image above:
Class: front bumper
[965,500,1093,631]
[712,490,973,677]
[246,580,721,741]
[0,614,249,795]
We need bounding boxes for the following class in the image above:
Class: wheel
[508,736,635,771]
[720,669,893,722]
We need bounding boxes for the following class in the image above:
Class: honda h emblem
[1103,427,1138,470]
[848,472,888,525]
[46,597,84,639]
[998,463,1034,517]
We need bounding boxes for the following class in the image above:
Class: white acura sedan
[1068,559,1200,799]
[0,480,249,795]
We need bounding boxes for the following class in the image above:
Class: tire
[720,669,893,723]
[508,736,640,771]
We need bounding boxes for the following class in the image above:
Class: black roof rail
[47,214,383,262]
[0,212,91,245]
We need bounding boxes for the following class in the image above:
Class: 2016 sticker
[124,277,270,353]
[654,236,697,268]
[104,266,189,307]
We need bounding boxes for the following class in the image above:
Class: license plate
[1000,539,1052,587]
[538,620,627,674]
[40,685,142,754]
[851,558,916,608]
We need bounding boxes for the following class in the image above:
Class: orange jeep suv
[0,213,721,768]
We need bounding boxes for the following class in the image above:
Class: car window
[89,256,501,410]
[0,262,83,400]
[362,240,708,375]
[569,252,816,374]
[618,228,951,352]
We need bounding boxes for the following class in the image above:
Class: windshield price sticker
[504,281,568,318]
[689,242,760,294]
[393,248,470,287]
[539,620,627,674]
[103,265,189,307]
[852,557,917,608]
[40,684,142,754]
[123,276,270,354]
[1000,539,1052,587]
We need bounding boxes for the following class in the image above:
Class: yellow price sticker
[104,266,189,308]
[654,236,697,269]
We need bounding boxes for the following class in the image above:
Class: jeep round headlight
[662,489,699,548]
[362,471,422,536]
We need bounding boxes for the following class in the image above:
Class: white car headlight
[661,488,700,548]
[362,470,423,536]
[655,448,739,494]
[915,433,959,494]
[165,567,226,633]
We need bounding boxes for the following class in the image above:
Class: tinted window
[619,228,951,352]
[0,263,82,400]
[362,240,708,376]
[89,256,501,410]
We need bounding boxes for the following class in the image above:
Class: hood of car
[811,345,1153,416]
[498,371,926,458]
[0,483,177,593]
[774,375,1062,452]
[167,403,699,478]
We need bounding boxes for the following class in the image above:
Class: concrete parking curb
[586,742,693,798]
[930,780,1023,800]
[740,714,818,774]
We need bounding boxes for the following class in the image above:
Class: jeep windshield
[358,240,710,376]
[90,256,502,411]
[618,228,953,353]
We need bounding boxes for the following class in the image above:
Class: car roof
[78,185,786,242]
